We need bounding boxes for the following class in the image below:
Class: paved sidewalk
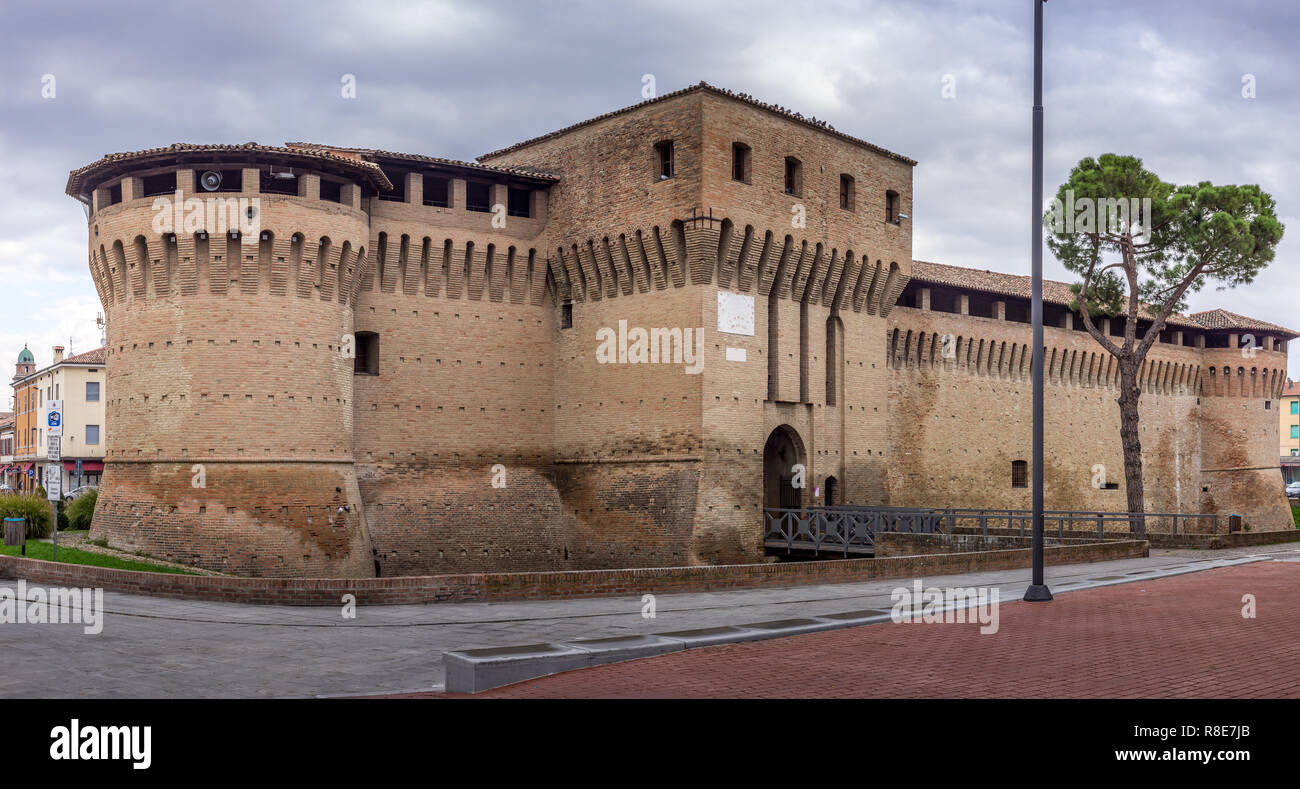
[448,561,1300,699]
[2,542,1297,698]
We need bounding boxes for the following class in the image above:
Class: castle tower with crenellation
[66,83,1294,578]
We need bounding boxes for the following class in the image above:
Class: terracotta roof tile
[67,142,393,196]
[283,143,560,182]
[477,81,917,165]
[1186,308,1299,336]
[62,347,107,365]
[909,260,1297,337]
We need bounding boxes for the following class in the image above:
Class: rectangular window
[732,142,750,182]
[784,157,802,196]
[259,169,299,195]
[354,332,380,375]
[886,190,901,224]
[1292,401,1298,415]
[1292,425,1299,439]
[507,187,531,218]
[85,425,100,445]
[320,179,343,203]
[377,168,408,202]
[466,182,492,213]
[839,174,855,211]
[86,381,100,402]
[423,175,450,208]
[560,302,573,330]
[654,140,674,180]
[142,171,177,197]
[1011,460,1028,488]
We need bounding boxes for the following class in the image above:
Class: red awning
[23,463,34,471]
[62,460,104,472]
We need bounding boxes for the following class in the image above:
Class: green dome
[17,345,33,364]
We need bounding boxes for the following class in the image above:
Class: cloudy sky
[1,0,1297,401]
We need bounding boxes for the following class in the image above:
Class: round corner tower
[67,143,387,577]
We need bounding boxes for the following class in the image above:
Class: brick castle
[66,82,1296,578]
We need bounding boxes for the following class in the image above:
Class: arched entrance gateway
[763,425,807,510]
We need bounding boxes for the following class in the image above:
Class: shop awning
[63,460,104,472]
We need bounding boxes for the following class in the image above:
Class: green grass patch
[1,539,198,574]
[1291,503,1299,527]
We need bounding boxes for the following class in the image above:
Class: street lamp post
[1025,0,1053,602]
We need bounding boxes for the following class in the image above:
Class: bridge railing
[763,505,1217,557]
[762,506,945,557]
[938,509,1218,539]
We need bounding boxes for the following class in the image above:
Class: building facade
[9,346,107,495]
[0,412,14,489]
[1281,379,1299,485]
[66,82,1296,578]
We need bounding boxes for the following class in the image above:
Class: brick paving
[451,561,1300,698]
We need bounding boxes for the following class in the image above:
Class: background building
[0,412,14,489]
[10,345,107,496]
[1281,379,1299,484]
[66,83,1296,578]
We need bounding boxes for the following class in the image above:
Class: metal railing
[762,505,1217,557]
[762,506,944,557]
[939,509,1217,539]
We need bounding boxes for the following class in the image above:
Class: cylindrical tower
[67,144,393,577]
[1198,341,1294,531]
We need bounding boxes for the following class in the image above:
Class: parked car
[63,485,97,501]
[0,484,16,495]
[1286,481,1300,499]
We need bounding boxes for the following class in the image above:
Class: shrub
[0,494,54,539]
[66,489,98,531]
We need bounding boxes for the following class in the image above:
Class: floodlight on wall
[270,167,296,180]
[200,170,222,191]
[897,213,909,220]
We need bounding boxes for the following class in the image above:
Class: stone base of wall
[874,531,1112,557]
[0,538,1146,606]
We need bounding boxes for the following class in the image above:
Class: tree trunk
[1117,360,1145,533]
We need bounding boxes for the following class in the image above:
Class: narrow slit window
[784,157,802,196]
[655,140,674,180]
[732,142,751,182]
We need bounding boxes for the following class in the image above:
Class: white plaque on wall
[717,291,755,336]
[725,347,747,362]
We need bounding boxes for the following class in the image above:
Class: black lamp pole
[1025,0,1053,602]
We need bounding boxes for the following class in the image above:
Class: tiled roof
[1282,379,1299,397]
[62,347,107,365]
[11,347,107,385]
[1186,308,1298,336]
[477,81,918,166]
[909,260,1298,336]
[67,142,393,196]
[283,143,560,183]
